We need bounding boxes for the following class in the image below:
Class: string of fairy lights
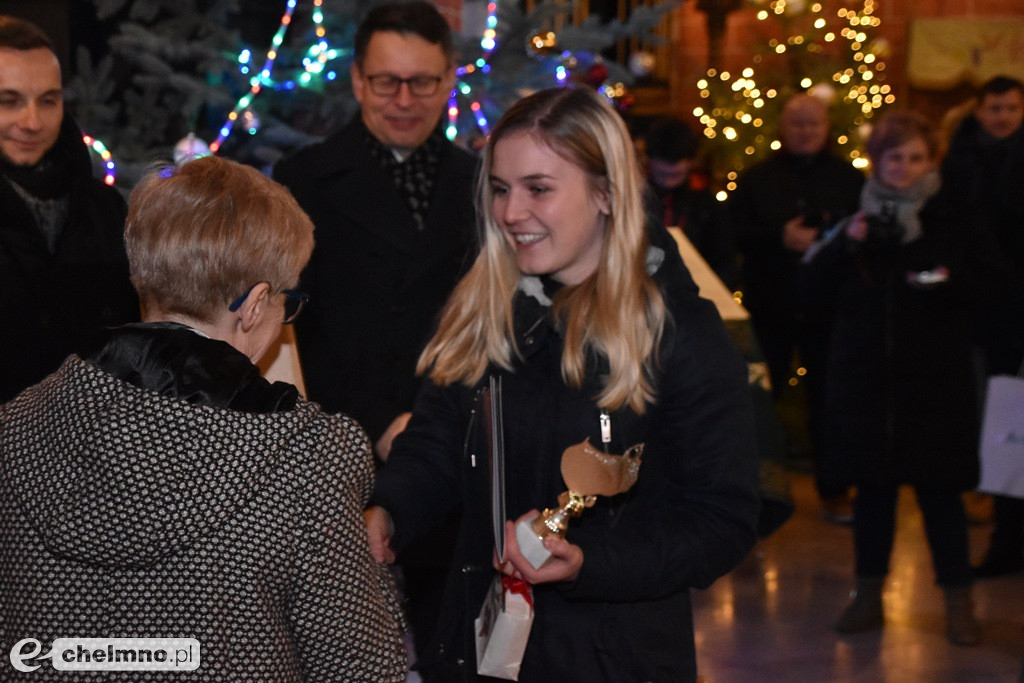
[81,0,657,183]
[85,0,506,180]
[448,0,499,139]
[82,135,116,186]
[693,0,891,199]
[211,0,347,153]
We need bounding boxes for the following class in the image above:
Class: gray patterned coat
[1,347,407,681]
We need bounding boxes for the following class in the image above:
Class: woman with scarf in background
[802,111,981,646]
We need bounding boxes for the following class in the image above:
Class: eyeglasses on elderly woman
[228,284,309,324]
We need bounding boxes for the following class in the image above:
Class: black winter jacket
[802,192,980,490]
[274,116,478,441]
[729,149,864,322]
[941,115,1024,373]
[0,117,138,403]
[374,239,760,682]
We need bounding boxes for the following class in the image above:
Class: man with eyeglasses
[275,0,475,446]
[273,2,476,667]
[0,15,138,404]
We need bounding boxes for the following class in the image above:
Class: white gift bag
[978,373,1024,500]
[474,575,534,680]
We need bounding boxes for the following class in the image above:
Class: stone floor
[405,470,1024,682]
[693,472,1024,683]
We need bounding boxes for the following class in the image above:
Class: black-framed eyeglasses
[229,285,309,324]
[363,73,444,97]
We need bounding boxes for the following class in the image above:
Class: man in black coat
[943,75,1024,578]
[273,1,477,666]
[728,94,864,520]
[0,15,138,403]
[274,1,476,447]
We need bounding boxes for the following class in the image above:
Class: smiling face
[0,47,63,167]
[350,31,453,154]
[876,136,933,191]
[489,131,610,286]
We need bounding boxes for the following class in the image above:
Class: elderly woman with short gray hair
[1,155,407,680]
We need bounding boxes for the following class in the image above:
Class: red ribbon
[501,574,534,608]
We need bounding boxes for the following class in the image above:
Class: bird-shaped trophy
[515,438,643,569]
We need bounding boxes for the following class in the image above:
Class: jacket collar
[86,322,298,413]
[301,113,451,179]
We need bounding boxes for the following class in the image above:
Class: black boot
[973,546,1024,578]
[944,586,981,646]
[835,577,884,633]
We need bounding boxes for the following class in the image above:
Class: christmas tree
[68,0,675,187]
[448,0,678,152]
[694,0,892,194]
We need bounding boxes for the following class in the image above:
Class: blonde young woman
[365,87,760,682]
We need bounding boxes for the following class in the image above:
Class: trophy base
[515,518,551,569]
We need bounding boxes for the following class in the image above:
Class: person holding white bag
[364,87,760,682]
[942,75,1024,578]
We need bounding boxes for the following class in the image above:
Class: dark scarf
[363,120,443,230]
[86,322,298,413]
[1,117,81,253]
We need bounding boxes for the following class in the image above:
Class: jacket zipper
[465,387,482,467]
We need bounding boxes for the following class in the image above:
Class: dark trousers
[987,494,1024,556]
[854,483,972,587]
[750,311,798,401]
[751,306,844,499]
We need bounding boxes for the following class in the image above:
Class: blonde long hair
[417,88,667,413]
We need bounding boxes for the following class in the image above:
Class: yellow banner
[909,18,1024,90]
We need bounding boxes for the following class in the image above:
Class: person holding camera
[802,111,981,646]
